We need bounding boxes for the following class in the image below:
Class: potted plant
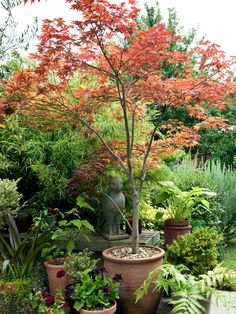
[136,263,236,314]
[43,197,95,296]
[153,181,216,245]
[30,288,65,314]
[64,249,98,284]
[8,0,234,313]
[71,267,121,314]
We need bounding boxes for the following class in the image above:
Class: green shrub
[0,178,21,228]
[64,249,98,282]
[167,227,223,276]
[0,269,44,314]
[0,115,95,214]
[203,159,236,241]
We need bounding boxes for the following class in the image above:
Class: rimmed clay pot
[164,219,191,246]
[44,257,70,297]
[74,301,117,314]
[102,245,165,314]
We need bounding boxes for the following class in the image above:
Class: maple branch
[138,104,168,193]
[130,105,136,154]
[64,82,130,174]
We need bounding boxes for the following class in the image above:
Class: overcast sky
[5,0,236,57]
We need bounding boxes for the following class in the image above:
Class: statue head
[108,176,123,193]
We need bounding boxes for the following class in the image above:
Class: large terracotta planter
[102,245,165,314]
[73,301,117,314]
[44,258,70,297]
[164,219,191,246]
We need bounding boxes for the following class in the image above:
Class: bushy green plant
[72,267,121,311]
[167,228,223,276]
[0,215,51,279]
[41,198,94,261]
[0,115,95,214]
[64,249,98,282]
[0,270,43,314]
[0,178,21,228]
[136,263,236,314]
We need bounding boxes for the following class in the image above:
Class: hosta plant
[153,181,216,221]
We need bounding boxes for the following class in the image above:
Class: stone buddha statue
[101,176,128,240]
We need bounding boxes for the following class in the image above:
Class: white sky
[2,0,236,57]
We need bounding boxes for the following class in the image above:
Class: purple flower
[102,285,112,295]
[57,269,66,278]
[112,274,122,283]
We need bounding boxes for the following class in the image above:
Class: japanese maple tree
[1,0,236,253]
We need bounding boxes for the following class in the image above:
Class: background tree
[1,0,235,253]
[0,0,38,77]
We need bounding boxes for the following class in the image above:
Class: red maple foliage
[1,0,236,252]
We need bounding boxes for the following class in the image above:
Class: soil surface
[107,246,160,259]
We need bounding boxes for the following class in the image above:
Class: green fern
[135,263,236,314]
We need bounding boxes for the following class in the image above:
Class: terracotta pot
[125,218,142,235]
[44,258,70,297]
[73,301,117,314]
[102,245,165,314]
[164,219,191,246]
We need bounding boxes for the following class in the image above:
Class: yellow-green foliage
[139,200,157,229]
[0,178,21,228]
[167,228,223,276]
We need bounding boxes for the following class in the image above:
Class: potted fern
[153,181,216,245]
[136,264,236,314]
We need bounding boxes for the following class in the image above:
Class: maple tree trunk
[129,172,140,254]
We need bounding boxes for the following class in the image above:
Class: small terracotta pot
[102,245,165,314]
[44,257,70,297]
[164,219,191,246]
[73,301,117,314]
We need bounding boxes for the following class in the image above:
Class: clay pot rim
[102,245,165,264]
[44,257,67,268]
[80,301,117,313]
[164,219,190,226]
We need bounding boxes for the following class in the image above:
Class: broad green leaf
[76,196,95,211]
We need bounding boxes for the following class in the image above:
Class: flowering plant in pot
[153,181,216,245]
[71,267,121,314]
[30,288,65,314]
